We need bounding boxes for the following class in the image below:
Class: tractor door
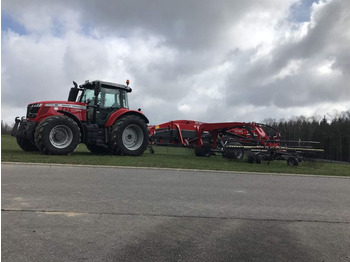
[80,88,95,123]
[81,84,129,126]
[95,87,122,125]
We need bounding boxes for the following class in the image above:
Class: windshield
[80,89,95,104]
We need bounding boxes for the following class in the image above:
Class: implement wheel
[223,142,244,159]
[248,153,255,163]
[247,153,261,164]
[34,116,80,155]
[109,115,148,156]
[195,146,211,157]
[287,157,299,166]
[255,155,262,164]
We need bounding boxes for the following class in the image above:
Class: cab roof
[80,80,132,92]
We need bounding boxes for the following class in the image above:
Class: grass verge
[1,135,349,176]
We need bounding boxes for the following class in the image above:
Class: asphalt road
[2,163,350,262]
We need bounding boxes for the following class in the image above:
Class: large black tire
[34,116,80,155]
[86,144,111,154]
[109,115,148,156]
[16,137,38,151]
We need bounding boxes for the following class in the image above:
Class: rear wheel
[109,115,148,156]
[34,116,80,155]
[16,137,38,151]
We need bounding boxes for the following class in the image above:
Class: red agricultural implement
[148,120,323,166]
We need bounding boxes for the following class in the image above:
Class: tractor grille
[26,104,41,118]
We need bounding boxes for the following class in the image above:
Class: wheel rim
[49,125,73,149]
[122,124,144,150]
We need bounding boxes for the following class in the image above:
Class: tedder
[12,80,149,156]
[148,120,324,166]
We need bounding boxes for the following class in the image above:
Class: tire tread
[34,116,80,155]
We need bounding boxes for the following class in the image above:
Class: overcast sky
[2,0,350,125]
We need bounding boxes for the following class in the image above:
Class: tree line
[1,121,13,135]
[264,110,350,162]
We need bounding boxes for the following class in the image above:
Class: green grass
[1,135,349,176]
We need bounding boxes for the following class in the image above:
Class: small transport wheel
[287,157,299,166]
[195,146,211,157]
[34,116,80,155]
[222,149,236,159]
[235,148,244,160]
[223,142,244,159]
[255,155,262,164]
[16,136,38,151]
[86,144,110,154]
[109,115,149,156]
[248,153,255,163]
[247,153,261,164]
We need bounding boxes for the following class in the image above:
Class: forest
[2,110,350,162]
[263,110,350,162]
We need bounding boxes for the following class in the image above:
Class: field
[1,135,349,176]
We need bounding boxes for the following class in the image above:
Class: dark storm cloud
[75,0,250,50]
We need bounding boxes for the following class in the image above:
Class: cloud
[224,0,350,113]
[2,0,350,126]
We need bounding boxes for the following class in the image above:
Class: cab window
[100,87,121,108]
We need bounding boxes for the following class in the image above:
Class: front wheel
[34,116,80,155]
[16,137,38,151]
[109,115,149,156]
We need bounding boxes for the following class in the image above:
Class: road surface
[2,163,350,261]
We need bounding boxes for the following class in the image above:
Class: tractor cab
[69,80,132,125]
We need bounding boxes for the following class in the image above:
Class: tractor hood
[26,101,87,120]
[28,101,86,109]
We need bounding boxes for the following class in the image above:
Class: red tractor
[11,80,149,156]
